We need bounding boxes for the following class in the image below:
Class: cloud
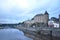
[0,0,60,23]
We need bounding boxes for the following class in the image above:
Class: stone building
[24,20,34,27]
[34,11,49,26]
[24,11,49,27]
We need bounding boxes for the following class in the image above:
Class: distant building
[51,17,59,23]
[48,20,59,28]
[24,20,34,27]
[48,16,60,28]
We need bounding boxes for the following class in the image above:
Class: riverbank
[23,30,60,40]
[17,27,60,40]
[25,33,60,40]
[25,33,40,40]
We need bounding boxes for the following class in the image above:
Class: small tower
[44,11,49,15]
[44,11,49,27]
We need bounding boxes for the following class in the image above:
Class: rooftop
[35,14,43,17]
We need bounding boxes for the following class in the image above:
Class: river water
[0,28,33,40]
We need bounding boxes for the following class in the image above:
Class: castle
[24,11,49,27]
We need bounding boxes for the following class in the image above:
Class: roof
[44,11,49,15]
[35,14,43,17]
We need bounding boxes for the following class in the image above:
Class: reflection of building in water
[24,11,49,27]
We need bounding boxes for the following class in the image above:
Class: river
[0,28,33,40]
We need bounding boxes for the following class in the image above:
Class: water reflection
[0,28,33,40]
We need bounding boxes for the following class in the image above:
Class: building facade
[34,12,49,23]
[48,20,59,28]
[34,11,49,26]
[24,11,49,27]
[24,20,34,27]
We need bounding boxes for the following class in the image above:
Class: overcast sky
[0,0,60,24]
